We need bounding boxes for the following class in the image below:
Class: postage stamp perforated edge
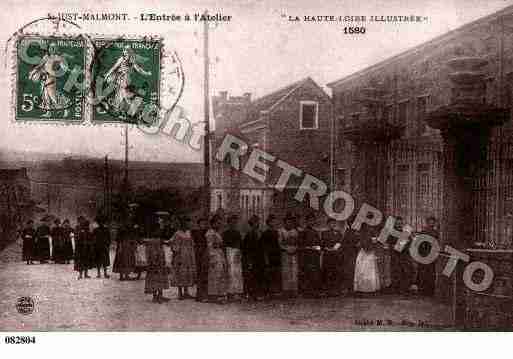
[88,34,164,126]
[11,32,88,124]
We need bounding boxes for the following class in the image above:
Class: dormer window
[300,101,318,129]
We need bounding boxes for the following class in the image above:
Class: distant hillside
[0,150,204,189]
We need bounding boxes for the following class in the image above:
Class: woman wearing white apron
[354,234,381,294]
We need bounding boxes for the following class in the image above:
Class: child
[135,236,147,280]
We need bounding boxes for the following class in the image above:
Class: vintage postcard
[1,0,513,344]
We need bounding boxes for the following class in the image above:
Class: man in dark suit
[415,216,439,296]
[389,216,414,294]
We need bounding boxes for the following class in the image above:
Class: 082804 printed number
[4,336,36,344]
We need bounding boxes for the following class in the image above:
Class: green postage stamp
[14,35,164,124]
[16,35,86,122]
[91,38,162,124]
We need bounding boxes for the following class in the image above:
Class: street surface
[0,242,453,331]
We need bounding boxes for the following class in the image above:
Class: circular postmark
[16,296,35,315]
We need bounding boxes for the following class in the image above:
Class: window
[416,163,430,210]
[396,164,409,215]
[398,101,408,125]
[348,113,361,127]
[336,92,345,112]
[217,193,223,210]
[383,104,394,123]
[300,101,319,129]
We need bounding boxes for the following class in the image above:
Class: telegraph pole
[203,10,211,215]
[104,155,110,220]
[122,124,130,212]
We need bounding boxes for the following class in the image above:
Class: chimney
[219,91,228,100]
[243,92,252,102]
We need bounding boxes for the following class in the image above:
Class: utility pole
[104,155,109,219]
[122,124,130,212]
[203,10,211,215]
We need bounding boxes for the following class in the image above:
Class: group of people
[20,209,439,304]
[21,218,74,265]
[110,209,439,304]
[20,215,113,279]
[352,216,439,297]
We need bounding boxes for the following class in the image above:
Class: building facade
[328,6,513,250]
[212,77,334,224]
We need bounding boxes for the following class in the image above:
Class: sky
[1,0,512,163]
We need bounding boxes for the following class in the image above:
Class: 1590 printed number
[344,27,366,34]
[4,336,36,344]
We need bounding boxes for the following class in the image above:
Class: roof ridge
[250,76,311,108]
[327,5,513,88]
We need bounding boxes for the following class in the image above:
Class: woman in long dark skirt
[51,219,65,264]
[62,219,74,264]
[93,215,111,278]
[242,215,266,301]
[21,220,36,265]
[261,215,282,298]
[321,218,344,296]
[298,213,322,297]
[74,218,94,279]
[35,219,51,263]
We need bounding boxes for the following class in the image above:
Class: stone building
[328,6,513,250]
[327,7,513,328]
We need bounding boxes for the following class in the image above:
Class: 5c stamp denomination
[16,35,86,122]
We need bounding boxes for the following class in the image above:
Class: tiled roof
[247,77,312,122]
